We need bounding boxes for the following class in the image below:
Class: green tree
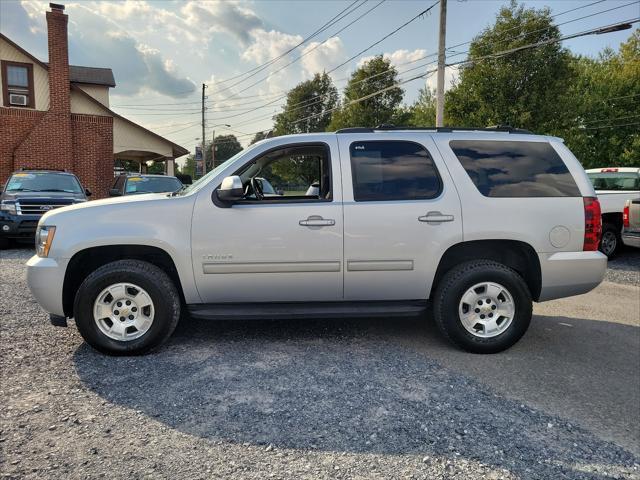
[328,56,404,130]
[146,160,165,174]
[179,154,195,178]
[273,73,338,135]
[444,1,572,132]
[208,134,242,169]
[562,30,640,168]
[408,86,437,126]
[249,130,271,145]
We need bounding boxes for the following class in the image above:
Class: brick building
[0,3,188,198]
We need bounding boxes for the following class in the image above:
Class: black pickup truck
[0,170,90,248]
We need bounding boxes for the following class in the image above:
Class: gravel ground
[1,247,639,479]
[605,247,640,286]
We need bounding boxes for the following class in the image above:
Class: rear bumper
[538,251,607,302]
[26,255,67,317]
[622,232,640,249]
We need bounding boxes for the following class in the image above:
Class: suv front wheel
[74,260,181,355]
[433,260,532,354]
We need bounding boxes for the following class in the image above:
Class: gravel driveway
[1,247,639,479]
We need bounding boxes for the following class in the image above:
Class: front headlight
[36,225,56,257]
[0,201,17,215]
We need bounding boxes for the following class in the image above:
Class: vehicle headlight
[36,225,56,257]
[0,201,17,215]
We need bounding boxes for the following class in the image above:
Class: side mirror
[216,176,244,203]
[213,175,244,208]
[85,188,92,197]
[109,188,121,197]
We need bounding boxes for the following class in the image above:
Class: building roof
[68,65,116,87]
[71,85,189,158]
[1,33,115,87]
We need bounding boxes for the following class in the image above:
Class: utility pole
[201,83,207,175]
[436,0,447,127]
[211,128,215,170]
[210,124,230,170]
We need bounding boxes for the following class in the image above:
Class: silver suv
[26,127,607,356]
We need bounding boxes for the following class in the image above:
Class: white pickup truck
[586,167,640,257]
[26,127,607,356]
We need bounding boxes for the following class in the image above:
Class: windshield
[5,172,83,193]
[125,176,182,194]
[587,172,639,191]
[177,146,253,196]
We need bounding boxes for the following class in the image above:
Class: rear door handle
[299,215,335,227]
[419,211,455,224]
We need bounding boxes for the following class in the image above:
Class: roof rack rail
[335,125,533,134]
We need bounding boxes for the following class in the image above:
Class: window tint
[350,141,441,201]
[236,144,331,201]
[6,173,82,193]
[587,172,639,191]
[449,140,580,197]
[124,176,182,194]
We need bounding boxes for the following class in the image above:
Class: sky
[1,0,638,160]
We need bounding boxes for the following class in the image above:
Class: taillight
[583,197,602,251]
[623,202,630,228]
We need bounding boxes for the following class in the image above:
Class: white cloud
[181,1,263,46]
[17,1,196,97]
[358,48,429,70]
[300,37,348,80]
[424,65,459,92]
[242,29,303,64]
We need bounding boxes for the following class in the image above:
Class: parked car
[622,197,640,249]
[27,126,606,356]
[0,170,89,249]
[109,174,183,196]
[585,167,640,257]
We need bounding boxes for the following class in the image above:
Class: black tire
[599,223,620,259]
[73,260,180,356]
[433,260,532,354]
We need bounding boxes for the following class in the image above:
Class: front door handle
[299,215,335,227]
[419,211,455,224]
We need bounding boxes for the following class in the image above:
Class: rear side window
[587,172,639,191]
[449,140,580,197]
[350,141,441,201]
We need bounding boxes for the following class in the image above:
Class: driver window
[236,144,332,201]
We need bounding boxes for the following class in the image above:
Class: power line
[181,0,626,121]
[583,113,640,125]
[217,18,640,137]
[327,1,439,75]
[214,0,365,85]
[210,0,389,99]
[584,120,640,130]
[111,0,622,111]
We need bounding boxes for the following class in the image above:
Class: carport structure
[111,112,188,176]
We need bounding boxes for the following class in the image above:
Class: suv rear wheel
[73,260,180,355]
[433,260,532,354]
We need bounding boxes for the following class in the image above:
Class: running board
[187,300,428,321]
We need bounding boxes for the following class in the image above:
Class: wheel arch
[431,239,542,301]
[63,245,185,318]
[601,212,623,231]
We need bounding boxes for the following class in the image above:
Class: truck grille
[16,201,74,216]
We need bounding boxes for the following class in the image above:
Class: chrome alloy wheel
[93,283,155,341]
[600,230,617,257]
[458,282,515,338]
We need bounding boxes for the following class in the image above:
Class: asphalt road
[1,247,638,479]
